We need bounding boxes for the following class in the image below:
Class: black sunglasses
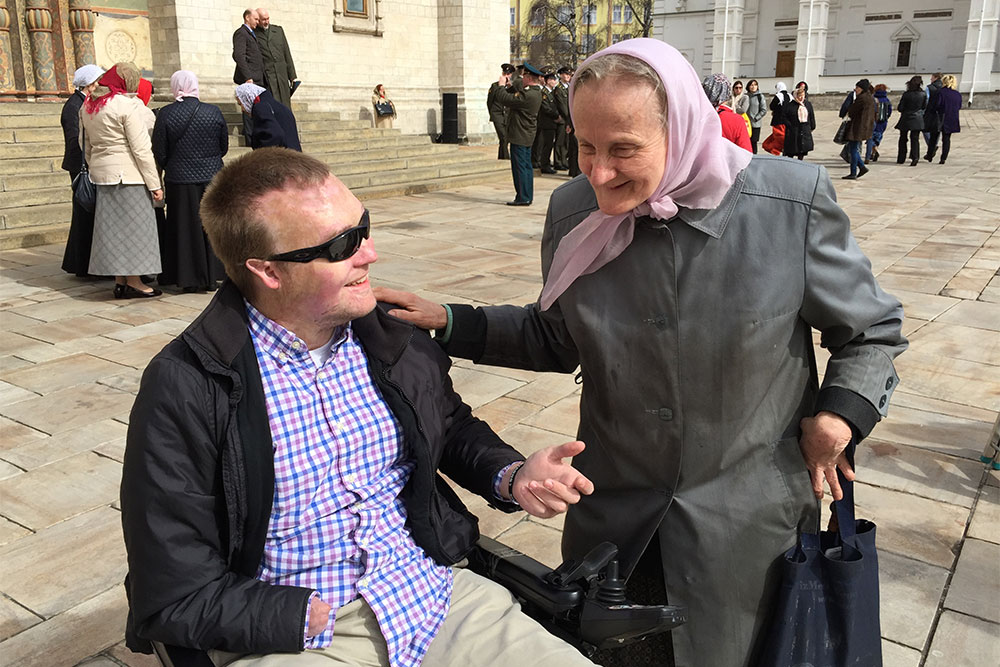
[267,210,370,263]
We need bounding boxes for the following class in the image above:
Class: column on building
[961,0,1000,101]
[0,0,14,92]
[24,0,58,94]
[793,0,828,91]
[437,0,508,141]
[711,0,745,79]
[68,0,96,67]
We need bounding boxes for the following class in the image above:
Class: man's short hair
[201,148,331,296]
[243,8,254,20]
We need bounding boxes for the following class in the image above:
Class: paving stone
[0,584,129,667]
[472,397,541,434]
[0,517,31,546]
[968,482,1000,544]
[856,442,982,507]
[0,507,126,619]
[0,597,41,642]
[944,538,1000,623]
[521,395,580,438]
[871,404,996,461]
[906,322,1000,367]
[7,315,130,344]
[97,368,144,395]
[891,391,999,424]
[881,639,921,667]
[0,354,132,395]
[93,300,202,327]
[0,331,56,358]
[0,416,47,451]
[893,350,1000,412]
[448,366,525,410]
[937,299,1000,332]
[878,550,950,649]
[854,483,968,568]
[7,297,117,323]
[0,380,38,405]
[495,518,564,569]
[498,423,572,459]
[925,611,1000,667]
[0,459,24,481]
[0,382,135,435]
[76,657,121,666]
[2,419,127,470]
[0,452,121,530]
[105,642,162,667]
[99,318,189,344]
[505,372,580,407]
[88,333,175,371]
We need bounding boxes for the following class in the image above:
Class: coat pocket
[771,435,817,531]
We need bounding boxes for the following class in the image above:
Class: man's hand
[372,287,448,331]
[246,79,253,84]
[799,412,855,501]
[307,597,332,637]
[510,441,594,518]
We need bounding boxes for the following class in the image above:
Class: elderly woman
[372,83,396,129]
[781,86,816,160]
[761,82,791,155]
[235,82,301,151]
[60,64,104,277]
[152,70,229,292]
[79,62,164,299]
[375,38,906,667]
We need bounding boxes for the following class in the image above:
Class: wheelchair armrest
[467,536,687,653]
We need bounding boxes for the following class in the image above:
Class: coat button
[879,395,887,408]
[658,408,673,421]
[885,377,894,390]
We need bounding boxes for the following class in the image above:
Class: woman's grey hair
[573,54,668,131]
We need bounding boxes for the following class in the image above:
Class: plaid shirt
[247,303,453,667]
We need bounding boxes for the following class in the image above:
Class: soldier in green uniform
[254,8,298,109]
[535,73,561,174]
[553,67,572,170]
[494,62,543,206]
[487,64,514,160]
[552,67,580,177]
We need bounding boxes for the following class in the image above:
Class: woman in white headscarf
[762,81,791,155]
[151,70,230,292]
[234,81,301,150]
[60,64,104,277]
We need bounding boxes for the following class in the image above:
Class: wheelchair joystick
[594,560,627,605]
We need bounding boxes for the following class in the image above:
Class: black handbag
[72,128,97,213]
[375,101,394,117]
[833,119,850,145]
[758,441,881,667]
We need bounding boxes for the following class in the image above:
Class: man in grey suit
[233,8,264,144]
[255,8,298,109]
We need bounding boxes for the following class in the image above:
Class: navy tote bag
[758,442,882,666]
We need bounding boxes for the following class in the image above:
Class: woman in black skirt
[152,70,229,292]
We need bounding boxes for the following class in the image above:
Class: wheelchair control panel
[467,536,687,656]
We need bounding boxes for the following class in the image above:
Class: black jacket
[121,282,522,655]
[250,89,301,151]
[152,98,229,184]
[232,25,265,85]
[769,90,790,126]
[895,90,927,131]
[780,99,815,156]
[61,91,85,175]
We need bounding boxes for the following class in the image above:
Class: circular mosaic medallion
[106,30,137,63]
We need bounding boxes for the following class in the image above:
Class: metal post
[969,0,987,107]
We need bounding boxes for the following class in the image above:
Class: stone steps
[0,99,507,249]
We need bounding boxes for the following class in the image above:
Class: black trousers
[538,127,557,170]
[941,132,952,162]
[750,126,761,154]
[554,122,568,168]
[492,118,509,159]
[897,129,921,162]
[242,113,254,146]
[567,130,580,177]
[925,130,941,159]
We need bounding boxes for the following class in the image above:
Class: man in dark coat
[119,148,593,665]
[233,8,265,144]
[494,62,543,206]
[842,78,876,179]
[552,67,571,170]
[487,63,514,160]
[535,73,561,174]
[552,67,579,177]
[254,8,297,109]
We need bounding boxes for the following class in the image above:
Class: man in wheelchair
[120,148,600,667]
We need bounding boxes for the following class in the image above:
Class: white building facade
[652,1,1000,98]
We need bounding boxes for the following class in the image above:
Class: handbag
[72,128,97,213]
[833,119,850,145]
[375,101,394,117]
[758,441,881,667]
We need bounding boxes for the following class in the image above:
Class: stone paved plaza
[1,110,998,666]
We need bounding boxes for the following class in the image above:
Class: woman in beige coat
[79,62,164,299]
[372,83,396,129]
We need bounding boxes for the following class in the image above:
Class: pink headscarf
[538,39,753,310]
[170,70,200,102]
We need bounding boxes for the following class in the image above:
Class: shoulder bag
[72,127,97,213]
[375,100,394,117]
[757,440,881,667]
[833,119,850,145]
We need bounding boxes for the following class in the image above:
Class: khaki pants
[211,568,593,666]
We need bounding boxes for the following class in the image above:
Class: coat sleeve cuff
[815,386,880,440]
[438,304,487,361]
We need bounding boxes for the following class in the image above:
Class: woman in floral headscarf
[375,38,905,667]
[79,62,164,299]
[234,81,301,150]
